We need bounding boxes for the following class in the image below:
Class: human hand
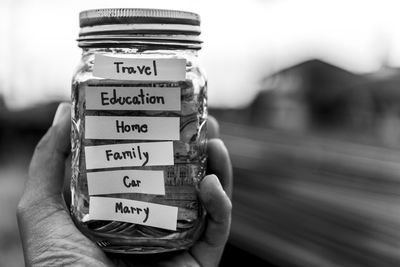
[17,103,232,267]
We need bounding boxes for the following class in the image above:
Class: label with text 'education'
[87,170,165,196]
[93,54,186,81]
[85,142,174,170]
[88,196,177,230]
[85,116,180,140]
[85,86,181,111]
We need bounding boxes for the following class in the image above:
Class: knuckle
[16,197,29,219]
[221,196,232,221]
[225,197,233,213]
[34,127,55,153]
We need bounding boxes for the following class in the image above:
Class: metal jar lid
[78,8,202,49]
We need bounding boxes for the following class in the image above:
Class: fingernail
[52,103,69,126]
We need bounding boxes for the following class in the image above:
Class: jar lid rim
[80,8,201,28]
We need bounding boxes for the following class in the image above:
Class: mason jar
[70,8,207,254]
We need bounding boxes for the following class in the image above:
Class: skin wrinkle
[17,194,64,220]
[29,210,83,245]
[32,249,107,267]
[29,229,110,266]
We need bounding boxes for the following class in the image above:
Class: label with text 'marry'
[88,196,178,230]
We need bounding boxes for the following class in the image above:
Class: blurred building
[213,59,400,147]
[257,59,367,131]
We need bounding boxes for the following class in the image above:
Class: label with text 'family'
[88,196,177,230]
[93,54,186,81]
[85,116,180,140]
[85,86,181,111]
[84,142,174,170]
[87,169,165,195]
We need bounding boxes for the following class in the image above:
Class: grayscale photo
[1,1,400,266]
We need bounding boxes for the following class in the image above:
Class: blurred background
[3,0,400,266]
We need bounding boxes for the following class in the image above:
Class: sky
[2,0,400,109]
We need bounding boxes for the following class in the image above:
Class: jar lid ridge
[80,8,200,27]
[78,8,202,49]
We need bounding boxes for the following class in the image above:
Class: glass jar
[70,8,207,254]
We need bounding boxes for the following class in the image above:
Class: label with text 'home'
[85,116,180,140]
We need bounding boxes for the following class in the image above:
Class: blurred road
[222,122,400,267]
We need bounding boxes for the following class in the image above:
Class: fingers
[193,117,233,267]
[207,115,233,197]
[21,103,71,205]
[207,116,220,139]
[207,139,233,199]
[190,175,232,267]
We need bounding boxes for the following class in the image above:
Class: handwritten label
[88,196,178,230]
[85,86,181,111]
[85,116,180,140]
[87,170,165,195]
[93,55,186,81]
[85,142,174,170]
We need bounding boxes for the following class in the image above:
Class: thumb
[190,175,232,267]
[21,102,71,205]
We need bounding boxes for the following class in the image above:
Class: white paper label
[88,196,178,230]
[93,55,186,81]
[85,86,181,111]
[85,116,180,140]
[85,142,174,170]
[87,170,165,195]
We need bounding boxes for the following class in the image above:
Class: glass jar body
[70,46,207,254]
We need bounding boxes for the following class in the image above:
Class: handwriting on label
[85,116,180,140]
[87,170,165,195]
[93,55,186,81]
[85,142,174,170]
[114,61,157,76]
[85,86,181,111]
[88,197,178,230]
